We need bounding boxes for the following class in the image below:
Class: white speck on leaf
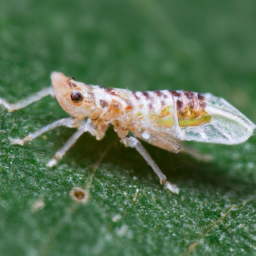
[32,200,45,212]
[112,214,122,222]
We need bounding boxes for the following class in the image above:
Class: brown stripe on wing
[142,92,151,99]
[197,93,206,108]
[198,93,205,100]
[105,87,118,96]
[176,100,183,111]
[132,91,140,100]
[184,91,195,99]
[175,91,209,121]
[101,87,134,109]
[153,90,163,97]
[168,90,181,97]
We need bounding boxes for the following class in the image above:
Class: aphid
[0,72,255,194]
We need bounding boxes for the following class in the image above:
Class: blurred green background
[1,0,256,255]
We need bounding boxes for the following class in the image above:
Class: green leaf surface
[1,0,256,255]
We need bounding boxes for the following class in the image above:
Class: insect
[0,72,255,194]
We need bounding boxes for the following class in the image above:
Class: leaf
[1,0,256,255]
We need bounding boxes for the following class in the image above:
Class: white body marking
[0,72,255,194]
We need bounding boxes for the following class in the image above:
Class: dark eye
[71,90,84,102]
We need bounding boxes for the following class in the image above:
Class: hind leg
[122,136,180,194]
[180,143,213,162]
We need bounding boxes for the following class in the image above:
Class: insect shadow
[43,127,256,197]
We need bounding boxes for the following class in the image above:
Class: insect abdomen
[129,89,210,128]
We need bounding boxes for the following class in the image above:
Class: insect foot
[9,134,34,146]
[9,137,26,146]
[163,181,180,195]
[0,98,11,111]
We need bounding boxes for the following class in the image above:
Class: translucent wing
[182,93,255,145]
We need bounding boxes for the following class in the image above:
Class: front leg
[10,116,109,167]
[11,117,81,146]
[122,136,180,194]
[46,125,86,167]
[0,87,54,112]
[47,119,109,167]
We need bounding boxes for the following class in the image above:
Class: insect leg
[180,144,213,162]
[47,125,85,167]
[47,119,108,167]
[11,117,81,146]
[122,136,180,194]
[0,87,54,112]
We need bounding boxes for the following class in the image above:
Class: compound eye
[71,90,84,103]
